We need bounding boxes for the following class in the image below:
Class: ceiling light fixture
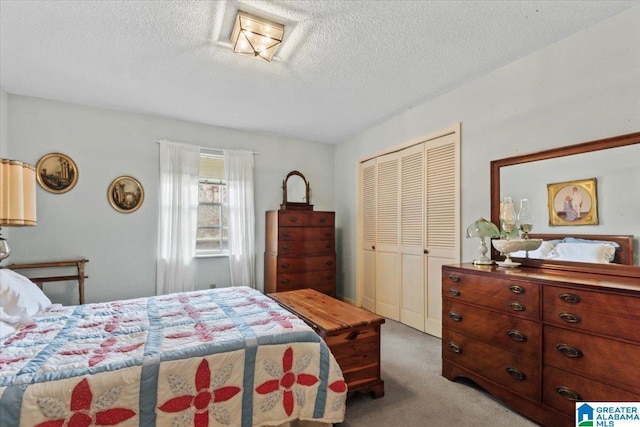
[230,11,284,62]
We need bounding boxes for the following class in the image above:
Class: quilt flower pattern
[158,359,241,426]
[255,346,319,416]
[34,378,135,426]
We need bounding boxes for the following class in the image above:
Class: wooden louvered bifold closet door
[374,152,401,320]
[399,144,425,330]
[358,125,460,338]
[361,158,377,313]
[424,133,460,337]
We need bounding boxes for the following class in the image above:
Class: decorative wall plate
[36,152,79,194]
[108,175,144,213]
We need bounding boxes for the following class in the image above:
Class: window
[196,154,228,256]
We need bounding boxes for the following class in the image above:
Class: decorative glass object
[517,199,534,239]
[466,217,500,265]
[492,238,543,268]
[499,197,517,240]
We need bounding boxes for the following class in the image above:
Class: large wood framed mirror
[281,170,312,211]
[490,131,640,278]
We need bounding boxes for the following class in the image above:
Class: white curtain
[224,149,256,288]
[157,140,200,295]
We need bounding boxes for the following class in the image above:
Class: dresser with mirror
[442,132,640,427]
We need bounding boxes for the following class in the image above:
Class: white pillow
[511,241,557,259]
[549,242,616,264]
[0,269,52,316]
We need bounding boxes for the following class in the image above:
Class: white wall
[7,95,334,304]
[334,6,640,300]
[0,87,8,155]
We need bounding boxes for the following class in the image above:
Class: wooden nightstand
[7,259,89,305]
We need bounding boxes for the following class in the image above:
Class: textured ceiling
[0,1,636,144]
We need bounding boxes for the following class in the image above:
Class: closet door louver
[374,152,400,320]
[424,133,460,337]
[361,158,377,312]
[400,145,425,330]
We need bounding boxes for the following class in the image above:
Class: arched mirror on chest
[281,170,312,211]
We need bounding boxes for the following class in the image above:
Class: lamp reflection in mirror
[0,158,37,262]
[466,217,500,265]
[230,11,284,62]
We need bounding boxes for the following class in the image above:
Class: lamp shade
[0,158,37,226]
[466,217,499,239]
[230,11,284,62]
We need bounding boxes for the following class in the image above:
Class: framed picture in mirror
[547,178,598,226]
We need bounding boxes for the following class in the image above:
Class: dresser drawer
[443,299,540,358]
[278,211,335,227]
[278,239,334,255]
[443,329,540,400]
[442,268,540,319]
[276,255,336,274]
[273,272,335,294]
[278,227,335,241]
[543,285,640,342]
[544,325,640,394]
[543,365,640,415]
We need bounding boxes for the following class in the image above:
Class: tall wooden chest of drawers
[442,264,640,427]
[264,210,336,296]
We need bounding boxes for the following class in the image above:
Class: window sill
[195,253,229,259]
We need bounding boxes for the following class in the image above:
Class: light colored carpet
[337,319,540,427]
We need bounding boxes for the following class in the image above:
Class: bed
[0,269,346,427]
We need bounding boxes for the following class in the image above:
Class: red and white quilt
[0,286,346,426]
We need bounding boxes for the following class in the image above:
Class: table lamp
[0,158,37,263]
[466,217,500,265]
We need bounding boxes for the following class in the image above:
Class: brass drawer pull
[280,263,289,269]
[509,284,525,294]
[448,274,460,283]
[282,231,291,237]
[325,232,332,237]
[448,342,462,354]
[326,260,333,266]
[281,279,290,284]
[326,243,332,249]
[319,217,327,223]
[509,301,526,312]
[288,216,298,223]
[556,343,583,359]
[506,329,527,343]
[326,275,333,280]
[559,293,581,304]
[506,367,527,381]
[556,386,582,401]
[448,312,463,322]
[283,245,290,250]
[558,312,581,323]
[448,288,461,297]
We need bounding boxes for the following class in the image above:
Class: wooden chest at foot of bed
[269,288,385,398]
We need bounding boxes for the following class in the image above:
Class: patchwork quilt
[0,286,346,426]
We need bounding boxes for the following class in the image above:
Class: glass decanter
[517,199,534,239]
[500,197,517,240]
